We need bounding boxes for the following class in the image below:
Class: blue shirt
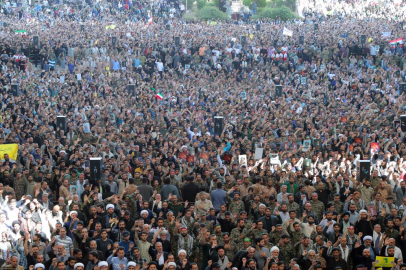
[210,188,227,211]
[107,255,129,270]
[119,240,134,254]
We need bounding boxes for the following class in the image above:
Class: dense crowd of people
[0,0,406,269]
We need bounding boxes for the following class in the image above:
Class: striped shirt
[55,235,74,252]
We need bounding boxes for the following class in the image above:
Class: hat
[180,226,187,231]
[281,235,291,239]
[77,221,84,226]
[123,231,130,237]
[205,132,211,136]
[342,212,350,217]
[70,211,78,217]
[359,210,367,214]
[363,236,373,242]
[212,263,221,268]
[141,210,148,216]
[106,204,115,210]
[168,262,177,268]
[270,247,280,254]
[34,264,45,270]
[244,237,251,242]
[215,245,225,251]
[128,262,137,267]
[178,249,187,256]
[98,261,108,268]
[74,263,85,270]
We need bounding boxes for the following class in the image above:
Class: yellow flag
[0,144,18,161]
[375,256,395,268]
[106,25,116,30]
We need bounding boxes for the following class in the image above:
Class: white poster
[283,27,293,37]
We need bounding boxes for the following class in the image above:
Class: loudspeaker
[81,24,85,31]
[356,160,370,182]
[401,115,406,132]
[127,84,135,96]
[360,34,366,45]
[275,85,282,97]
[314,23,318,31]
[56,116,67,133]
[240,35,246,46]
[166,24,170,31]
[175,36,180,47]
[399,83,406,93]
[256,24,261,31]
[214,116,224,135]
[33,36,39,46]
[112,36,117,47]
[299,35,304,45]
[90,157,102,181]
[11,84,19,96]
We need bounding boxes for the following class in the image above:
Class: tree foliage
[196,6,228,20]
[252,6,296,20]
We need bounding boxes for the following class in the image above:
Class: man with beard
[259,208,279,233]
[176,249,191,270]
[378,245,398,270]
[322,247,347,270]
[217,212,236,234]
[211,245,231,270]
[323,223,342,243]
[297,249,317,270]
[227,192,245,217]
[301,215,317,238]
[352,236,376,260]
[278,235,295,264]
[351,242,374,270]
[222,233,238,260]
[339,212,354,233]
[230,219,249,251]
[269,224,284,245]
[354,210,373,236]
[173,222,195,258]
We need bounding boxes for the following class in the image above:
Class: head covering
[106,204,115,210]
[98,261,108,268]
[178,249,187,256]
[363,236,373,241]
[34,264,46,270]
[70,211,78,217]
[359,210,367,214]
[74,263,85,270]
[141,210,148,216]
[128,262,137,267]
[168,262,177,268]
[270,247,280,253]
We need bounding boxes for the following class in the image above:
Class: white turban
[141,210,148,216]
[360,210,367,214]
[74,263,85,270]
[34,264,45,270]
[106,204,115,210]
[128,262,137,267]
[363,236,373,242]
[168,262,177,267]
[98,261,108,268]
[270,246,280,253]
[178,249,187,256]
[70,211,78,217]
